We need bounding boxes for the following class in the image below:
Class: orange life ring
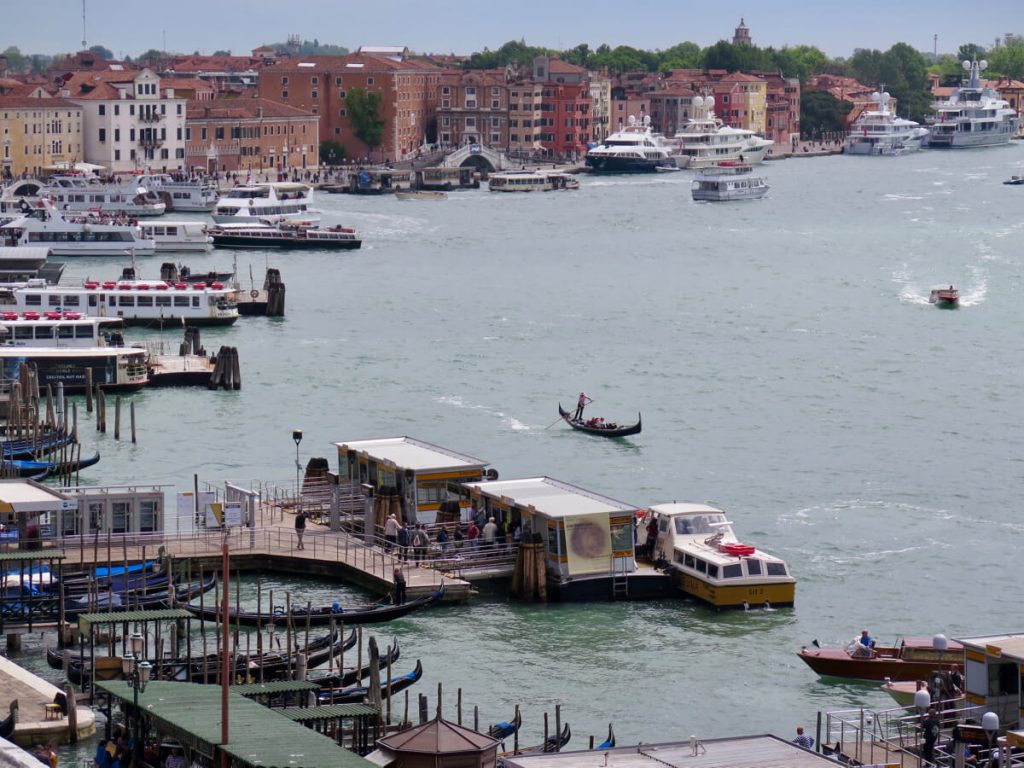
[250,289,259,299]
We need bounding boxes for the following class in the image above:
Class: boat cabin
[415,167,481,190]
[958,633,1024,730]
[0,314,123,348]
[349,169,414,194]
[459,476,653,601]
[334,437,490,524]
[487,171,579,192]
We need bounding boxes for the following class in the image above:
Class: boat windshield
[674,513,728,535]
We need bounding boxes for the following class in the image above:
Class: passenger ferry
[0,315,148,392]
[585,115,675,173]
[137,221,212,252]
[209,221,361,250]
[845,91,929,156]
[487,171,580,192]
[415,167,480,190]
[348,169,414,194]
[691,163,768,202]
[639,503,795,608]
[39,175,166,217]
[0,199,157,257]
[0,278,238,327]
[121,173,219,212]
[668,95,773,168]
[212,183,318,224]
[926,59,1020,148]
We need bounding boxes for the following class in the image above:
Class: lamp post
[122,637,152,768]
[292,429,303,501]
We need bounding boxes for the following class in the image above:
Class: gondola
[488,710,522,740]
[517,724,571,754]
[308,638,400,688]
[183,584,444,627]
[0,431,75,460]
[0,701,15,739]
[316,659,423,704]
[64,575,217,618]
[0,452,100,478]
[596,724,615,750]
[61,572,169,596]
[558,404,641,438]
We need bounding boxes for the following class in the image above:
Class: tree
[879,43,931,122]
[784,45,829,82]
[800,90,853,137]
[849,48,885,86]
[956,43,986,63]
[346,88,386,155]
[562,43,592,68]
[319,140,346,165]
[88,45,114,60]
[1,46,27,72]
[658,42,701,72]
[213,49,232,56]
[988,39,1024,80]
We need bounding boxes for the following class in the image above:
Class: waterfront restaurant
[460,476,670,600]
[959,633,1024,732]
[333,437,490,524]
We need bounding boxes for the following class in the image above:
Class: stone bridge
[440,144,509,172]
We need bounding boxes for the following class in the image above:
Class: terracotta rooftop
[185,97,315,120]
[162,77,217,94]
[0,95,81,110]
[652,86,697,97]
[546,58,587,75]
[171,56,262,73]
[377,718,499,754]
[262,53,439,72]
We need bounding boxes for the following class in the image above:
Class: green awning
[79,608,193,632]
[233,681,322,697]
[0,550,65,561]
[279,704,379,721]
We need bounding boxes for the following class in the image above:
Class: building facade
[648,87,698,136]
[588,75,612,143]
[754,72,801,145]
[508,81,544,153]
[0,93,83,179]
[185,97,319,173]
[435,70,508,149]
[63,68,187,173]
[532,57,592,158]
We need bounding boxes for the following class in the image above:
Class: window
[339,90,347,99]
[311,76,319,85]
[282,90,288,99]
[491,100,500,109]
[339,109,347,117]
[201,127,207,141]
[441,116,450,127]
[441,99,450,109]
[114,149,120,160]
[139,500,159,532]
[215,127,224,140]
[98,104,105,116]
[114,128,120,142]
[466,87,476,95]
[441,87,450,95]
[335,76,342,86]
[491,133,499,143]
[695,558,708,574]
[113,104,119,116]
[111,501,130,533]
[491,87,499,96]
[311,91,319,99]
[723,564,743,578]
[281,76,289,85]
[367,77,374,85]
[465,117,476,128]
[24,294,41,306]
[745,559,762,575]
[98,128,106,142]
[766,562,788,576]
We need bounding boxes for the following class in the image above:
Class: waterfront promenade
[0,655,95,746]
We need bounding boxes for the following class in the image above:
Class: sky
[1,0,1020,60]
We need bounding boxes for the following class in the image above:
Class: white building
[63,67,187,173]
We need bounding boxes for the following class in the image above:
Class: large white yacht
[926,59,1020,148]
[585,116,675,173]
[845,91,929,156]
[668,95,773,168]
[39,175,166,217]
[212,182,318,224]
[0,199,157,257]
[124,173,219,212]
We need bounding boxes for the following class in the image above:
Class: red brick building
[258,48,441,163]
[531,57,591,158]
[185,97,319,173]
[435,69,508,149]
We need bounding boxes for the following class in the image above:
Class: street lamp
[292,429,303,501]
[122,644,152,768]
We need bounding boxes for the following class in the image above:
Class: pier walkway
[0,655,95,746]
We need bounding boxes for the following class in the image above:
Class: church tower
[732,18,752,46]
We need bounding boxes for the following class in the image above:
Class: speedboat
[1003,175,1024,185]
[667,95,773,168]
[638,503,795,608]
[691,163,768,202]
[798,634,962,681]
[845,91,929,156]
[925,59,1019,148]
[585,115,675,173]
[929,285,959,308]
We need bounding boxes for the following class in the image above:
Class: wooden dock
[0,655,95,746]
[147,353,215,387]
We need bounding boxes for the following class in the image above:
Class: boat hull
[548,572,673,601]
[678,572,795,609]
[558,404,641,437]
[925,121,1019,148]
[211,234,361,250]
[797,648,963,681]
[584,156,664,174]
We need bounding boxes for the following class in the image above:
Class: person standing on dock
[921,707,940,764]
[482,517,498,550]
[412,525,430,562]
[294,509,307,550]
[383,513,399,552]
[397,523,411,560]
[393,565,407,604]
[467,519,480,551]
[574,391,592,421]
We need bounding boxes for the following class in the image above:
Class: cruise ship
[0,199,157,257]
[585,116,675,173]
[845,91,929,156]
[668,95,773,168]
[926,59,1020,148]
[212,183,318,224]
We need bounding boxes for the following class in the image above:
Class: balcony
[138,135,164,148]
[138,112,163,123]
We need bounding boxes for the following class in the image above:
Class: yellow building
[0,92,84,179]
[716,73,767,135]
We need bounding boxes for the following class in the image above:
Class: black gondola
[596,724,615,750]
[308,638,400,688]
[1,452,100,478]
[517,724,571,754]
[0,701,15,739]
[558,404,641,437]
[183,584,444,627]
[488,710,522,740]
[316,659,423,704]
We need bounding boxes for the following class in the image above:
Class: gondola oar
[545,398,596,429]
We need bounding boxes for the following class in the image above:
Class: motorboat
[212,182,318,224]
[667,95,773,168]
[0,199,157,256]
[119,173,219,212]
[585,115,675,173]
[691,163,768,202]
[0,277,239,327]
[137,221,213,252]
[925,59,1020,148]
[488,171,580,192]
[929,285,960,308]
[39,174,166,217]
[638,503,795,608]
[209,221,360,250]
[798,634,962,681]
[845,91,929,156]
[395,190,448,201]
[1003,175,1024,185]
[881,669,965,707]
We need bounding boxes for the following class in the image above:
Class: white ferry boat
[691,163,768,202]
[137,221,212,252]
[209,221,361,250]
[845,91,929,156]
[40,175,166,217]
[926,59,1020,148]
[668,95,773,168]
[212,183,318,224]
[0,315,148,392]
[0,278,238,327]
[639,503,795,608]
[487,171,580,192]
[0,200,157,257]
[585,115,675,173]
[123,173,219,212]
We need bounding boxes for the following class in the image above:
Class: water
[28,143,1024,756]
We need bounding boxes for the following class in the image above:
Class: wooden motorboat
[881,669,964,707]
[488,710,522,740]
[395,190,448,201]
[316,659,423,704]
[596,724,615,750]
[183,584,443,627]
[929,286,960,308]
[558,404,641,438]
[797,635,963,681]
[307,638,400,688]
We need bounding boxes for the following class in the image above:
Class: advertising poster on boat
[564,514,612,575]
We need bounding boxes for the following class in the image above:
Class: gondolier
[574,392,592,420]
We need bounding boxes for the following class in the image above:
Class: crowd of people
[380,506,523,561]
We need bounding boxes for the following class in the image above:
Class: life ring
[250,289,259,299]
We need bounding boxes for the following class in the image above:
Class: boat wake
[892,265,987,307]
[437,395,533,431]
